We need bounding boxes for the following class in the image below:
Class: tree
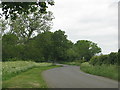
[9,11,54,43]
[74,40,101,61]
[66,48,77,61]
[2,33,19,61]
[108,52,118,64]
[2,33,18,45]
[52,30,73,62]
[33,31,54,62]
[23,39,43,62]
[2,1,54,19]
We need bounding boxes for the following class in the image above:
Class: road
[42,64,118,88]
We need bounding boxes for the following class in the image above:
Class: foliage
[51,30,73,62]
[2,33,19,61]
[9,11,54,43]
[89,52,118,66]
[2,33,18,45]
[2,1,54,19]
[1,2,102,63]
[108,52,118,65]
[66,48,77,61]
[34,31,54,62]
[2,30,102,63]
[80,62,118,80]
[74,40,101,61]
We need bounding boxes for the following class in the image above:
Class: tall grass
[2,65,61,88]
[2,61,52,80]
[80,62,118,80]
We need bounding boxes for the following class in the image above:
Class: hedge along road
[42,64,118,88]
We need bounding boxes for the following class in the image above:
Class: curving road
[42,64,118,88]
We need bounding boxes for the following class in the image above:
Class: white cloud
[48,0,118,54]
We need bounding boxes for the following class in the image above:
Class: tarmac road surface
[42,64,118,88]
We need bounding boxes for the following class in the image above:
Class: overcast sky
[48,0,119,54]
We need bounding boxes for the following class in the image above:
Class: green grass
[80,62,118,80]
[2,61,52,80]
[2,65,61,88]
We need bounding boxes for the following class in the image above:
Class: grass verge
[2,61,52,81]
[80,62,118,80]
[2,65,61,88]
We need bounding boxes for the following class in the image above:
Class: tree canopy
[2,1,54,19]
[9,11,54,43]
[2,30,102,63]
[74,40,101,61]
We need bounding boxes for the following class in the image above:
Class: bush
[89,52,118,66]
[89,56,99,65]
[108,52,118,65]
[98,55,109,65]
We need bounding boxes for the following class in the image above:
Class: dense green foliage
[2,30,101,63]
[74,40,101,61]
[89,52,118,65]
[80,62,118,80]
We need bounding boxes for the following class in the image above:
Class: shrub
[98,55,109,65]
[89,56,99,65]
[108,52,118,65]
[90,52,118,65]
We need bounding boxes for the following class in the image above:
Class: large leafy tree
[1,1,55,43]
[74,40,101,61]
[34,31,54,62]
[2,33,19,61]
[1,1,55,61]
[9,11,54,43]
[2,1,54,19]
[66,48,77,61]
[52,30,73,62]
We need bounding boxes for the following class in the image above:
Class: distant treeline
[2,30,101,62]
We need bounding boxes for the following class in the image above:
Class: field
[80,62,118,80]
[2,61,60,88]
